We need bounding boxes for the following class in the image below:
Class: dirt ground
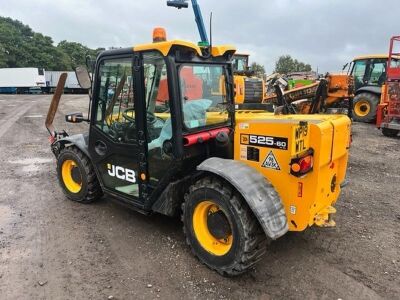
[0,94,399,300]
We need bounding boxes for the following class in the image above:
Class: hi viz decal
[261,151,280,170]
[107,164,136,183]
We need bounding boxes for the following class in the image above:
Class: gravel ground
[0,94,399,300]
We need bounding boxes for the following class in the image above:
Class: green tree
[250,62,265,78]
[0,46,7,68]
[57,40,101,70]
[0,17,34,67]
[28,33,71,70]
[274,55,312,74]
[0,16,102,70]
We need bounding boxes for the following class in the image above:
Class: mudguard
[197,157,288,240]
[356,86,381,95]
[53,133,90,157]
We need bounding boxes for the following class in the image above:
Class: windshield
[232,55,248,72]
[179,64,231,130]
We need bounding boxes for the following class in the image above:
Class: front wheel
[182,177,267,276]
[353,92,379,123]
[57,146,103,203]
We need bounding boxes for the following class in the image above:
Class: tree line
[0,16,103,71]
[274,55,312,74]
[245,56,312,77]
[0,16,312,74]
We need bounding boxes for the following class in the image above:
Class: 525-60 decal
[241,134,288,150]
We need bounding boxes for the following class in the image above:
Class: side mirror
[75,66,92,90]
[65,112,85,123]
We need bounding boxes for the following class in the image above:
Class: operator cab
[349,55,400,90]
[85,32,235,208]
[232,54,249,73]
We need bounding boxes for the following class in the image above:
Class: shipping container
[0,68,46,93]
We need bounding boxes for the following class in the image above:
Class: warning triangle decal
[261,151,280,170]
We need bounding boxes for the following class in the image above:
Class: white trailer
[0,68,46,93]
[44,71,86,94]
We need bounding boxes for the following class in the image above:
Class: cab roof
[133,40,236,57]
[353,54,400,61]
[96,40,236,61]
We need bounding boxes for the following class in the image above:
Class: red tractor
[377,36,400,137]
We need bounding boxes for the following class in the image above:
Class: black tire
[182,176,267,276]
[352,92,379,123]
[382,128,399,137]
[56,146,103,203]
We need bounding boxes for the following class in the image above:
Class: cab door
[88,53,147,208]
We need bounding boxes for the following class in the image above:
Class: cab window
[142,52,171,153]
[95,57,136,144]
[232,56,248,72]
[142,51,173,184]
[368,59,386,85]
[353,60,367,86]
[179,64,230,130]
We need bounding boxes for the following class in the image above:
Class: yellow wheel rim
[61,159,82,193]
[192,200,233,256]
[354,100,371,117]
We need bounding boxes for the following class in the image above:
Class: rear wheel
[57,146,103,203]
[182,176,267,276]
[382,128,399,137]
[353,92,379,123]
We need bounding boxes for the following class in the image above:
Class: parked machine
[376,36,400,137]
[45,18,351,275]
[263,73,354,117]
[231,53,265,104]
[346,53,399,122]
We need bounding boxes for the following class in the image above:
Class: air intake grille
[244,78,263,103]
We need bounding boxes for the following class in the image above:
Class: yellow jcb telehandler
[45,25,351,276]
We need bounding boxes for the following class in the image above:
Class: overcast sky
[1,0,398,73]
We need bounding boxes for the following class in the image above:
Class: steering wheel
[122,107,136,122]
[122,108,161,126]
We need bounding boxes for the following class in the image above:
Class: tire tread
[57,146,102,203]
[353,92,379,123]
[182,176,267,276]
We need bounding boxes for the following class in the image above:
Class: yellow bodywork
[232,112,351,231]
[325,74,354,106]
[174,107,351,231]
[134,40,235,57]
[111,107,350,232]
[234,75,246,103]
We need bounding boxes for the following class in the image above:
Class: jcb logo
[107,164,136,183]
[241,134,249,144]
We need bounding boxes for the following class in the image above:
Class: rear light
[290,149,314,177]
